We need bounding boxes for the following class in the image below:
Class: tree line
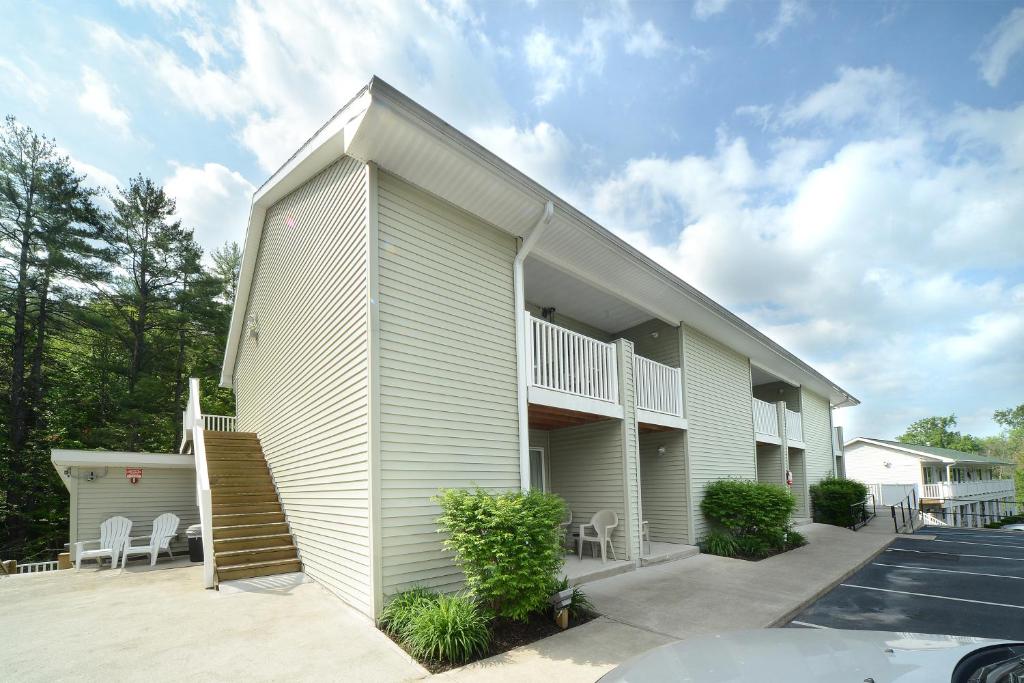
[0,116,238,560]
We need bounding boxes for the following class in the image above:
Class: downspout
[515,201,555,490]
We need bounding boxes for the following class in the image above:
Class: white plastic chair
[578,510,619,563]
[122,513,181,567]
[75,516,132,570]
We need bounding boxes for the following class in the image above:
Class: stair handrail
[188,377,216,588]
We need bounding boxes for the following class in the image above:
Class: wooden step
[209,474,273,488]
[217,559,302,582]
[212,501,282,515]
[214,533,295,552]
[211,491,280,505]
[213,511,285,526]
[207,461,270,475]
[205,437,260,447]
[213,522,290,539]
[216,545,298,565]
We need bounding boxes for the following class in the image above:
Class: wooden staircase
[204,431,301,582]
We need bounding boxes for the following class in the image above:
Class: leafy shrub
[810,477,869,527]
[701,479,796,541]
[435,488,567,621]
[700,530,738,557]
[985,514,1024,529]
[734,535,771,559]
[401,593,491,664]
[785,529,807,548]
[550,576,595,620]
[380,587,437,635]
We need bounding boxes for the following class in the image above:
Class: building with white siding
[189,77,859,618]
[844,438,1017,527]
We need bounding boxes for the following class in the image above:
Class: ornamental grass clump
[401,593,491,664]
[434,488,567,621]
[380,586,437,636]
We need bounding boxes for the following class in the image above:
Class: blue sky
[2,0,1022,440]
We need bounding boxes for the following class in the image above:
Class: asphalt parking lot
[785,525,1024,640]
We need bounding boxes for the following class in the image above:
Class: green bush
[810,477,869,527]
[985,514,1024,529]
[700,530,738,557]
[435,488,567,621]
[380,587,437,635]
[401,593,491,664]
[701,479,796,541]
[786,529,807,548]
[734,535,771,559]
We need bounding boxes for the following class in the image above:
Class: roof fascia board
[51,449,196,469]
[847,438,1012,466]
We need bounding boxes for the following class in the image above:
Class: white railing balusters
[16,561,59,574]
[633,356,683,417]
[785,408,803,442]
[752,398,779,439]
[202,414,237,432]
[527,314,617,404]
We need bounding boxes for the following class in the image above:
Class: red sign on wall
[126,468,143,484]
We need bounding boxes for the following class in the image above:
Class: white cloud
[524,30,572,105]
[469,121,574,196]
[757,0,811,46]
[0,58,48,107]
[975,7,1024,87]
[694,0,733,20]
[780,66,911,131]
[77,66,132,135]
[116,0,196,16]
[624,21,671,58]
[584,80,1024,438]
[164,162,255,253]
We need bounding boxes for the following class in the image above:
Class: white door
[529,447,546,491]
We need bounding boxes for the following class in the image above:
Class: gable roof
[220,76,859,409]
[845,437,1014,466]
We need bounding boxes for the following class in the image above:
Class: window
[529,447,546,491]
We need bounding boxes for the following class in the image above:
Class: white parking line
[927,538,1024,551]
[926,531,1024,546]
[789,620,830,629]
[840,584,1024,610]
[887,547,1024,562]
[873,562,1024,581]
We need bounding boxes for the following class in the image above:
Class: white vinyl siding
[548,420,630,558]
[232,156,373,615]
[844,443,923,487]
[801,387,834,484]
[639,431,690,544]
[683,325,757,540]
[71,466,197,557]
[376,171,520,596]
[617,319,680,368]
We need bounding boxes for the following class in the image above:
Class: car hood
[599,629,1013,683]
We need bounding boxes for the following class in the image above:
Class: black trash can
[186,524,203,562]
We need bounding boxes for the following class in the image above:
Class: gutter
[514,201,554,490]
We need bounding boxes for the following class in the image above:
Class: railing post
[891,506,898,533]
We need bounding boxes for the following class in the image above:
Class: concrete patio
[0,560,426,682]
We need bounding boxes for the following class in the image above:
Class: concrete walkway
[438,520,895,682]
[0,560,426,682]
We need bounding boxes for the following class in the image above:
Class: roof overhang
[51,449,195,469]
[220,76,859,408]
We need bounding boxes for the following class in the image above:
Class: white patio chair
[122,513,181,567]
[578,510,618,563]
[75,516,132,570]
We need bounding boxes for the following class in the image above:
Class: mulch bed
[387,609,598,674]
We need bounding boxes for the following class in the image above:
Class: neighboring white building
[844,437,1017,527]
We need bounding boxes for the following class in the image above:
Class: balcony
[785,408,804,445]
[752,398,780,444]
[527,313,623,420]
[921,480,1016,500]
[634,355,686,430]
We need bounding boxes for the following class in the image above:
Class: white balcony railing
[921,480,1016,500]
[785,408,803,442]
[185,378,216,589]
[752,398,779,439]
[634,356,682,417]
[528,315,618,403]
[16,561,59,574]
[203,414,237,432]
